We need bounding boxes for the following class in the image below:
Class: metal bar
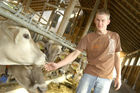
[0,4,76,50]
[45,2,65,10]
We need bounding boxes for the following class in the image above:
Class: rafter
[110,10,140,43]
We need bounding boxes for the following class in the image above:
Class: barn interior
[0,0,139,93]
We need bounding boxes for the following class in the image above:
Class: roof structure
[6,0,140,53]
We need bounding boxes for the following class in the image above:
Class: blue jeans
[76,74,112,93]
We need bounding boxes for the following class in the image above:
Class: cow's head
[0,20,46,66]
[44,40,62,62]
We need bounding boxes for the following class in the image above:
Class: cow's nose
[41,53,46,61]
[35,53,46,66]
[42,53,46,58]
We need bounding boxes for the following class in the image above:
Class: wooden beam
[24,0,32,12]
[120,0,140,15]
[30,2,47,6]
[68,9,81,39]
[134,0,140,5]
[111,11,140,42]
[72,15,85,43]
[110,3,140,37]
[60,4,93,11]
[30,2,56,7]
[111,26,134,52]
[31,0,46,3]
[38,0,49,22]
[31,8,53,12]
[46,9,56,29]
[104,0,108,9]
[31,6,54,9]
[30,2,93,11]
[111,12,140,43]
[56,0,77,36]
[111,22,138,49]
[111,12,140,45]
[127,49,140,56]
[75,6,92,10]
[111,20,139,50]
[81,0,100,38]
[45,2,65,10]
[111,1,140,29]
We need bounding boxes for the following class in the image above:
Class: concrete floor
[0,79,137,93]
[110,81,136,93]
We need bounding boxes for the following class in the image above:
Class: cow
[44,39,62,62]
[0,20,47,93]
[35,39,62,62]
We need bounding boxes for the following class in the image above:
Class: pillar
[56,0,77,36]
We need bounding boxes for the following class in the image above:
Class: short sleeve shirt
[76,31,122,79]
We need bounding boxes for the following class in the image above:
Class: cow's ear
[7,26,19,44]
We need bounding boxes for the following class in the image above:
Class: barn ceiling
[11,0,140,53]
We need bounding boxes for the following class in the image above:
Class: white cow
[0,20,46,65]
[0,20,47,93]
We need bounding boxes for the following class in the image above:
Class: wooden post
[46,9,56,30]
[38,0,49,23]
[72,15,85,43]
[24,0,32,12]
[81,0,100,38]
[104,0,108,9]
[68,9,81,39]
[56,0,77,36]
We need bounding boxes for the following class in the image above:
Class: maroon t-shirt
[76,31,122,79]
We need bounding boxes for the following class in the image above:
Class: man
[45,9,122,93]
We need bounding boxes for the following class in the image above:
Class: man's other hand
[114,77,122,90]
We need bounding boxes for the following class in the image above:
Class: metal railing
[0,0,76,50]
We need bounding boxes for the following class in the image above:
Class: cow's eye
[23,34,29,39]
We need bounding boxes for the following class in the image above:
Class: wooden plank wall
[122,51,140,93]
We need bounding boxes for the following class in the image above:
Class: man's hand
[44,63,58,71]
[114,77,121,90]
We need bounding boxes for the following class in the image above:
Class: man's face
[94,13,110,31]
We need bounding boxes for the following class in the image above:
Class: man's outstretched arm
[45,49,81,71]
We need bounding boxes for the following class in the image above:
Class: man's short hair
[96,9,110,19]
